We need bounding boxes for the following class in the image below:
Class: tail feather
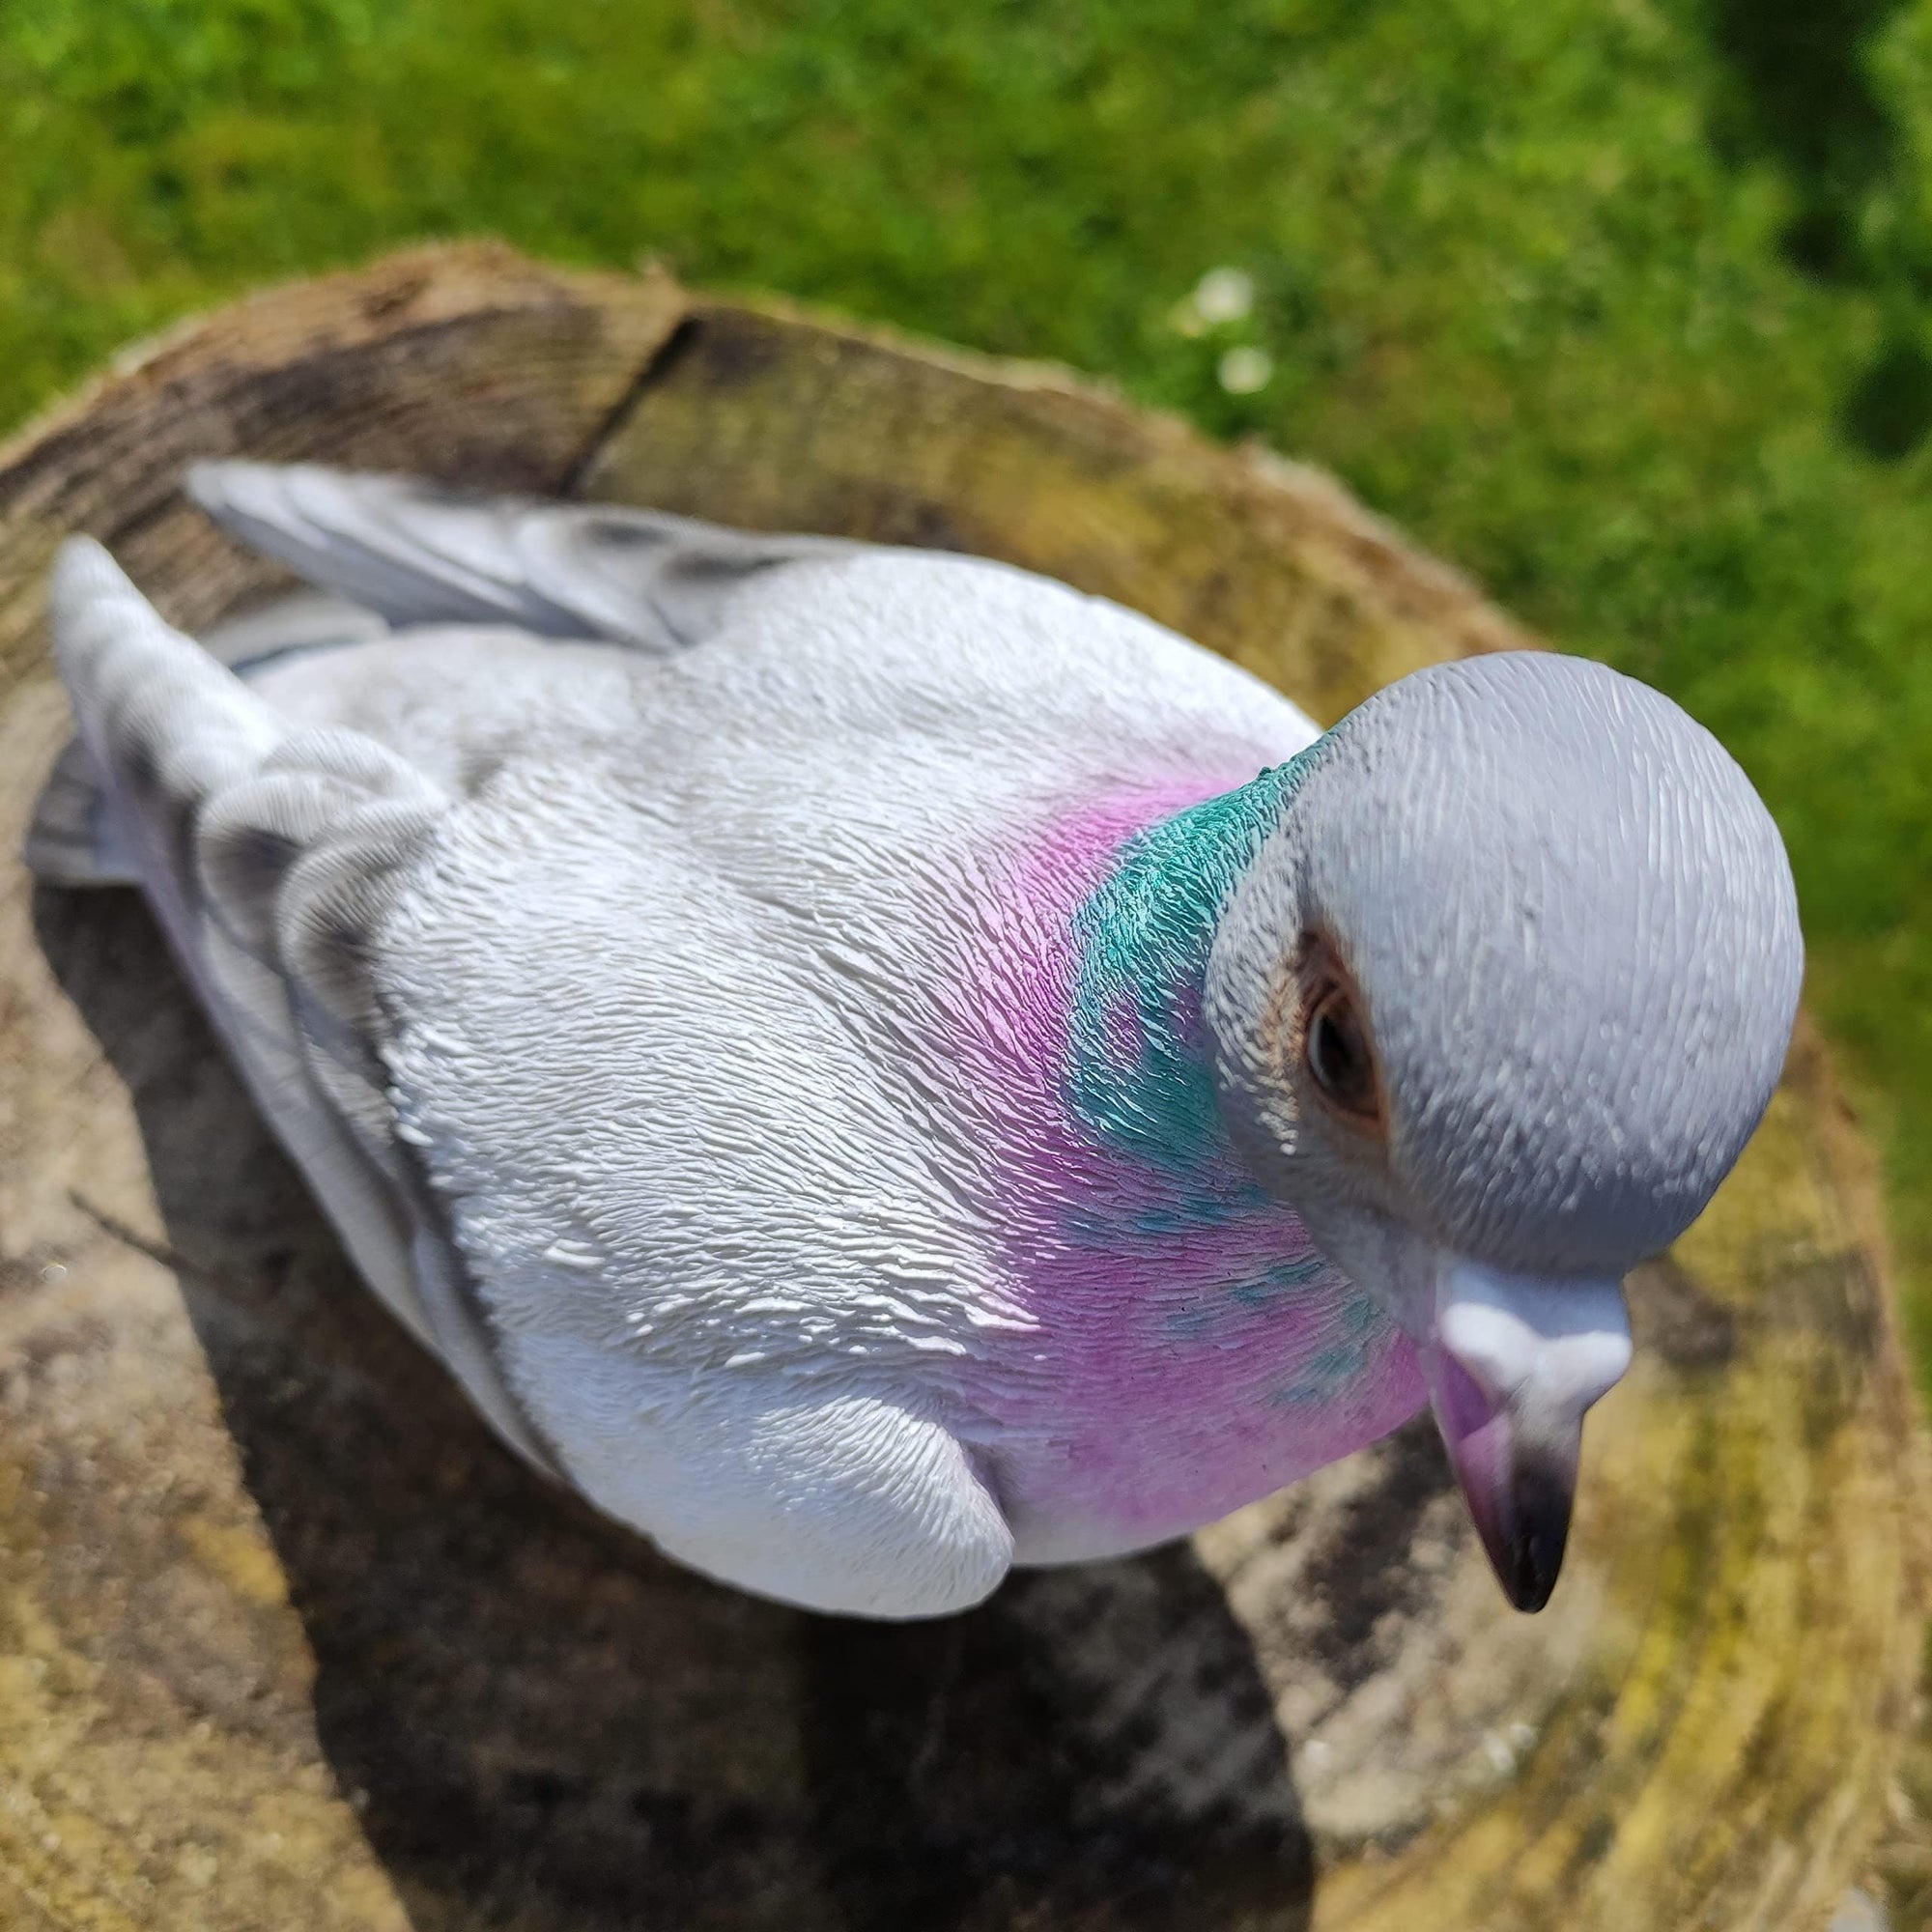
[25,534,559,1479]
[27,539,284,894]
[27,554,390,891]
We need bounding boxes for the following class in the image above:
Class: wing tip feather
[50,533,128,610]
[185,457,300,535]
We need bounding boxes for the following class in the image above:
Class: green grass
[6,0,1932,1372]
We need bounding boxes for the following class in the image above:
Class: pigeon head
[1204,650,1803,1609]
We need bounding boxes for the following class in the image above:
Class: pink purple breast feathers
[945,755,1426,1563]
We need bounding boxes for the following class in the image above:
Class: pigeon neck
[1064,750,1317,1170]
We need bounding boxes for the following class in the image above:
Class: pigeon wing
[186,459,853,651]
[46,536,561,1475]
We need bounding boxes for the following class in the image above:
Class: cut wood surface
[0,242,1919,1932]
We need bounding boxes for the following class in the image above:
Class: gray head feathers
[1209,650,1803,1275]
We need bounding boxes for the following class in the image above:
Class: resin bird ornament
[27,463,1803,1618]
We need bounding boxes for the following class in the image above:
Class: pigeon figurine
[26,462,1803,1619]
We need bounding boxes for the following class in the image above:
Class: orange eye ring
[1296,943,1384,1135]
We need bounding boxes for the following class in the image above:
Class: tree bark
[0,241,1918,1932]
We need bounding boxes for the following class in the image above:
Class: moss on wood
[0,242,1918,1932]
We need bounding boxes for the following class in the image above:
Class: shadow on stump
[34,879,1316,1932]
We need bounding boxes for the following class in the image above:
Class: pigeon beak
[1420,1259,1632,1613]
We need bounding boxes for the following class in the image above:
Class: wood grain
[0,242,1918,1932]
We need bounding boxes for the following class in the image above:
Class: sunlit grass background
[6,7,1932,1359]
[7,0,1932,1914]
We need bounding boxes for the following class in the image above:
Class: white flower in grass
[1217,345,1273,394]
[1171,266,1256,336]
[1194,267,1255,324]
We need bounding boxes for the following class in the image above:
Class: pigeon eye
[1302,977,1380,1128]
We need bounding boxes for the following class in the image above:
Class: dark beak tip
[1503,1555,1557,1614]
[1435,1410,1583,1614]
[1480,1451,1577,1613]
[1492,1520,1568,1614]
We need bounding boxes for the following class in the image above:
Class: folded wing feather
[185,459,852,651]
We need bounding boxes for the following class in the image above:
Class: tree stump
[0,242,1919,1932]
